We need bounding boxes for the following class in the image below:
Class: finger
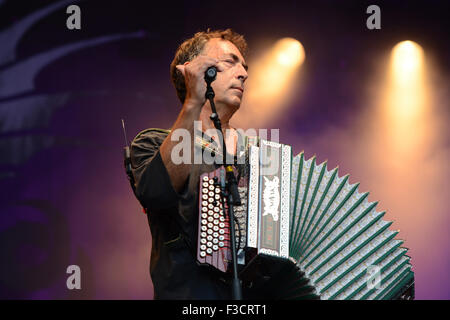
[200,59,222,73]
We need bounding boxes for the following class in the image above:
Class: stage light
[392,41,423,81]
[388,40,426,122]
[231,38,305,129]
[374,40,431,166]
[275,38,305,68]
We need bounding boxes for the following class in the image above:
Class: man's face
[202,38,248,109]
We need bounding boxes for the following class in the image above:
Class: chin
[228,97,242,109]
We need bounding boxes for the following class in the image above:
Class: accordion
[196,137,415,300]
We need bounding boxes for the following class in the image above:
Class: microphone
[205,66,217,83]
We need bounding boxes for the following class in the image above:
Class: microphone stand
[205,73,243,300]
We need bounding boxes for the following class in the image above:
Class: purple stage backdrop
[0,0,449,299]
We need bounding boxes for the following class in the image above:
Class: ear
[176,65,185,77]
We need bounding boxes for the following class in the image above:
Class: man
[130,29,251,299]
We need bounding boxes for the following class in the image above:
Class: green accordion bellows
[196,138,415,300]
[283,151,414,299]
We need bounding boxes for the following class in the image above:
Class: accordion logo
[262,176,280,222]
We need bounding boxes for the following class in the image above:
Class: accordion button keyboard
[213,232,219,238]
[218,242,224,247]
[200,238,206,244]
[219,229,225,235]
[199,251,206,258]
[201,226,207,232]
[206,248,213,254]
[212,245,219,251]
[201,219,207,225]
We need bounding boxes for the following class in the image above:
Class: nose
[237,64,248,83]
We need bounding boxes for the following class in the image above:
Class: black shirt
[130,128,233,299]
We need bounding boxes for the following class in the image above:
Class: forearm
[159,102,201,192]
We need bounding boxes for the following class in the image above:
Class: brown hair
[170,28,248,104]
